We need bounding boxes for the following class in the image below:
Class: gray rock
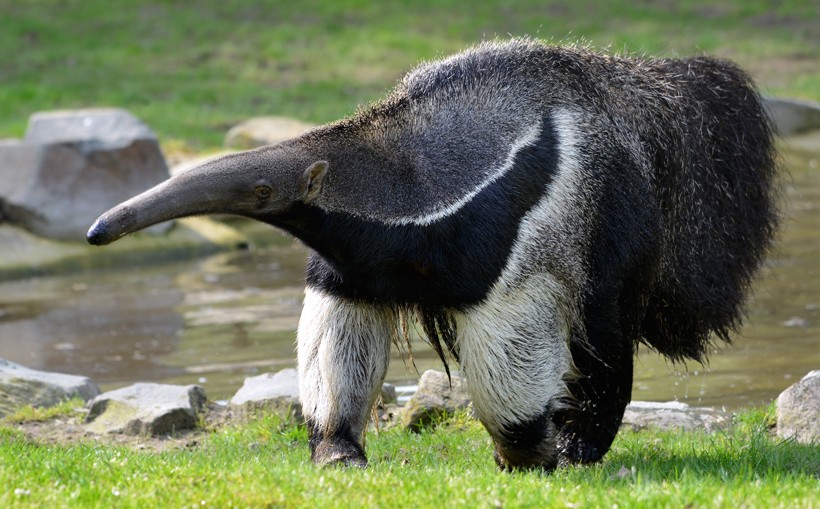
[621,401,731,432]
[776,370,820,444]
[764,97,820,136]
[224,117,315,150]
[381,383,397,405]
[0,108,170,240]
[230,368,302,421]
[401,369,470,431]
[25,109,157,147]
[0,358,101,417]
[85,383,206,436]
[229,369,399,423]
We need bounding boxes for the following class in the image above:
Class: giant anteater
[88,39,779,470]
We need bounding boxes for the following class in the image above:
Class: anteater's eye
[254,185,273,199]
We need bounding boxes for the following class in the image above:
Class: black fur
[495,406,558,471]
[274,116,558,309]
[270,116,560,376]
[636,57,780,360]
[306,417,367,468]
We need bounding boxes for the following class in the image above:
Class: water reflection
[0,270,184,382]
[0,147,816,409]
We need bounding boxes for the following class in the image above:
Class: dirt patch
[4,402,403,451]
[4,402,234,452]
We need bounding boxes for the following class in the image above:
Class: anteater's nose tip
[86,219,109,246]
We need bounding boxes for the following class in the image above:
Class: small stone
[85,383,206,436]
[401,369,471,431]
[776,370,820,444]
[230,368,302,421]
[380,383,398,405]
[764,97,820,136]
[224,117,315,150]
[0,108,170,240]
[0,358,100,418]
[621,401,731,433]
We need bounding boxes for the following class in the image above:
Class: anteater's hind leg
[297,288,394,467]
[553,301,634,465]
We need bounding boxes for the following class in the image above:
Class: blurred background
[2,0,817,150]
[0,0,817,409]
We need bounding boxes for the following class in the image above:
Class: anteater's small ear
[303,160,328,202]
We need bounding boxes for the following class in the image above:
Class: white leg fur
[456,108,584,436]
[297,287,395,440]
[455,273,573,435]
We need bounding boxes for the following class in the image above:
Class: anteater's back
[329,40,779,360]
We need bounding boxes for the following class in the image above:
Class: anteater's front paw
[493,445,558,472]
[312,438,367,468]
[556,429,605,467]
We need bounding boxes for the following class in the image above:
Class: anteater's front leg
[553,293,635,466]
[455,275,574,471]
[297,287,394,467]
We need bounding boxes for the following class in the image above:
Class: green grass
[1,406,817,508]
[1,0,818,152]
[1,398,86,425]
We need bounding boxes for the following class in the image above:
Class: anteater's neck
[270,115,561,309]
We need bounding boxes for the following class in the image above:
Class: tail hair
[638,56,780,360]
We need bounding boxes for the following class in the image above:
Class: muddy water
[0,147,817,410]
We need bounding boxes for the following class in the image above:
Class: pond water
[0,146,817,410]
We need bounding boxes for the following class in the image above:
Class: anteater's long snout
[85,173,206,246]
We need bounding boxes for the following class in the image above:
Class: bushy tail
[638,57,780,361]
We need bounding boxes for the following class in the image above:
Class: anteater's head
[86,145,328,246]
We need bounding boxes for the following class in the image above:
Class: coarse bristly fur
[87,38,780,471]
[306,37,778,361]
